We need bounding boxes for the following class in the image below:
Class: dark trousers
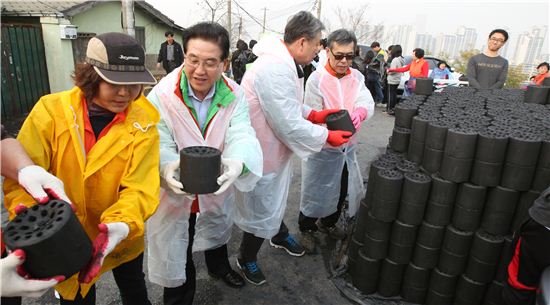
[239,222,289,264]
[387,84,399,110]
[299,164,348,232]
[502,218,550,305]
[164,214,232,305]
[59,253,150,305]
[165,61,179,74]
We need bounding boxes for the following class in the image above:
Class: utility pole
[121,0,135,37]
[262,7,268,34]
[317,0,321,19]
[238,16,242,39]
[227,0,232,44]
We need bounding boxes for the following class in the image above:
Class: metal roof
[1,0,184,30]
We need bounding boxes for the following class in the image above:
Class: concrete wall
[40,17,76,92]
[69,2,182,74]
[70,2,183,54]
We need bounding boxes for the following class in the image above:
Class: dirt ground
[4,107,395,305]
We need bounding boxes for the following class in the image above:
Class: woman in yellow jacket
[3,33,160,304]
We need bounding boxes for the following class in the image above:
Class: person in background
[157,31,184,74]
[381,45,394,109]
[467,29,509,89]
[146,22,262,304]
[502,186,550,305]
[430,61,453,80]
[231,39,251,84]
[1,125,70,303]
[234,11,351,286]
[298,29,374,252]
[351,45,366,76]
[245,40,259,71]
[387,48,429,96]
[316,38,329,68]
[369,42,386,107]
[386,44,405,115]
[531,62,549,85]
[364,50,384,103]
[4,32,160,304]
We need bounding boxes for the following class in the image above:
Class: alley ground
[9,107,394,305]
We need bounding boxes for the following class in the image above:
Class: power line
[232,0,284,34]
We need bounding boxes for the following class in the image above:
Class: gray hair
[284,11,325,44]
[327,29,357,49]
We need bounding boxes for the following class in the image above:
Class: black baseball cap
[85,32,156,85]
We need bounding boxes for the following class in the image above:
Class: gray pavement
[13,107,394,305]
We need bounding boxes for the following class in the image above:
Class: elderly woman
[3,32,160,305]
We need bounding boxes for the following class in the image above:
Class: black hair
[370,41,380,48]
[165,31,174,37]
[364,50,375,64]
[183,22,230,60]
[236,39,248,51]
[537,62,549,70]
[391,45,402,58]
[438,61,447,68]
[489,29,509,42]
[320,38,328,48]
[413,48,425,59]
[249,39,257,49]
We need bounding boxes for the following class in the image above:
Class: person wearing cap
[298,29,374,253]
[233,11,351,286]
[145,22,262,304]
[3,32,160,304]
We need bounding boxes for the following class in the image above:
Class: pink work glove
[0,249,65,297]
[350,108,368,131]
[307,109,341,124]
[78,222,129,283]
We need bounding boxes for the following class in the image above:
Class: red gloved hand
[307,109,341,124]
[78,222,129,283]
[326,130,352,147]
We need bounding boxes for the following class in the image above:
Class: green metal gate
[1,23,50,120]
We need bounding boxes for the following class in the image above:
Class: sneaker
[299,230,317,254]
[269,235,305,256]
[375,102,385,108]
[236,259,266,286]
[316,220,346,240]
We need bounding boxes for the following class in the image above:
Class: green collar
[179,71,236,134]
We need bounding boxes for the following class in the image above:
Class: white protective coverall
[146,68,263,288]
[300,65,374,218]
[234,37,329,239]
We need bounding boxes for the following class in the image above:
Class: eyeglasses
[329,48,355,61]
[185,56,222,71]
[489,37,506,44]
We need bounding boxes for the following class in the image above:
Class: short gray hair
[284,11,325,44]
[327,29,357,49]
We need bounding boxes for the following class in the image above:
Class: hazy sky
[148,0,550,53]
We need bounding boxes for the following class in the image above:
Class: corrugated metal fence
[1,23,50,120]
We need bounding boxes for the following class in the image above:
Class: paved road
[9,107,394,305]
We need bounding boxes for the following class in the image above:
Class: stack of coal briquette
[348,87,550,305]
